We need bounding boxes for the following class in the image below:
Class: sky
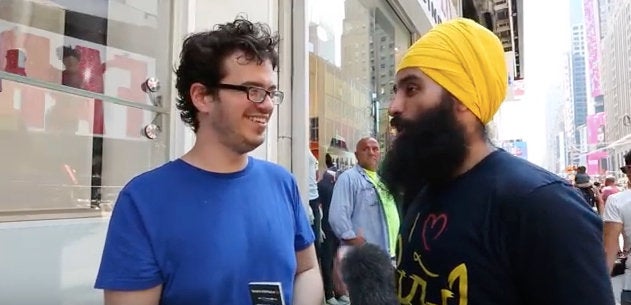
[519,0,571,166]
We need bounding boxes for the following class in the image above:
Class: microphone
[341,243,399,305]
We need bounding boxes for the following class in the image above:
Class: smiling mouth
[246,116,268,126]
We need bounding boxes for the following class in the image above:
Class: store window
[0,0,172,221]
[307,0,411,169]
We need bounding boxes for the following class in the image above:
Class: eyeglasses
[621,165,631,174]
[215,83,284,105]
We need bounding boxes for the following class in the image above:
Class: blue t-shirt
[396,150,614,305]
[95,157,315,304]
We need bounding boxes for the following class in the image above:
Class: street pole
[371,93,378,138]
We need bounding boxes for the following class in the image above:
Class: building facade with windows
[0,0,467,303]
[601,0,631,177]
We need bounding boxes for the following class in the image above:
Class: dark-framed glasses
[215,83,284,105]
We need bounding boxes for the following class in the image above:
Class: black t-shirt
[577,186,597,208]
[396,150,614,305]
[317,169,336,233]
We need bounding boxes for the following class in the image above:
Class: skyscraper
[597,0,613,39]
[601,0,631,171]
[569,0,588,159]
[583,0,604,112]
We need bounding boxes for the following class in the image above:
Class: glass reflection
[0,0,170,105]
[0,79,166,220]
[308,0,410,167]
[0,0,170,220]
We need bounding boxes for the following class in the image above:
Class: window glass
[0,0,171,221]
[307,0,411,165]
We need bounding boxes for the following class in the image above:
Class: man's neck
[455,138,495,177]
[181,131,249,173]
[362,167,376,173]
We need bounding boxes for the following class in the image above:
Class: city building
[597,0,613,39]
[563,0,589,165]
[0,0,523,303]
[492,0,523,80]
[571,24,588,145]
[575,0,608,176]
[557,131,568,175]
[577,124,589,166]
[583,0,604,113]
[601,0,631,177]
[559,52,576,169]
[544,83,565,172]
[585,112,608,176]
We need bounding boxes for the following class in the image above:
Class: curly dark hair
[174,17,280,132]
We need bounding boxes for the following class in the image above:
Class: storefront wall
[0,1,176,303]
[0,0,441,303]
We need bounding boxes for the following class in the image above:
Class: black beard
[380,94,469,210]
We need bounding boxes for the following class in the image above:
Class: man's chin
[230,135,265,155]
[245,137,265,150]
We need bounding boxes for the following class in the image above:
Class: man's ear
[190,83,214,113]
[453,98,470,113]
[452,98,483,132]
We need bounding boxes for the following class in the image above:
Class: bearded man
[380,18,614,305]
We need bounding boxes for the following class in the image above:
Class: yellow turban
[397,18,507,124]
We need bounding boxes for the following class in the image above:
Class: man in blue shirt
[94,18,323,305]
[329,137,399,257]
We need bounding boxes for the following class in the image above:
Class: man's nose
[388,94,403,117]
[256,95,275,113]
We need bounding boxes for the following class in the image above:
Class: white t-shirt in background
[603,190,631,291]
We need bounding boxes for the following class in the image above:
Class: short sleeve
[94,191,163,291]
[603,194,623,224]
[506,182,614,305]
[291,180,315,251]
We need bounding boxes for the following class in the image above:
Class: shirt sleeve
[603,193,623,224]
[291,179,315,251]
[328,172,357,240]
[506,182,614,305]
[94,191,163,291]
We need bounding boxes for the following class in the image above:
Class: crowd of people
[571,166,625,215]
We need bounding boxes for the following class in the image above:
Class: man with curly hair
[95,18,323,305]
